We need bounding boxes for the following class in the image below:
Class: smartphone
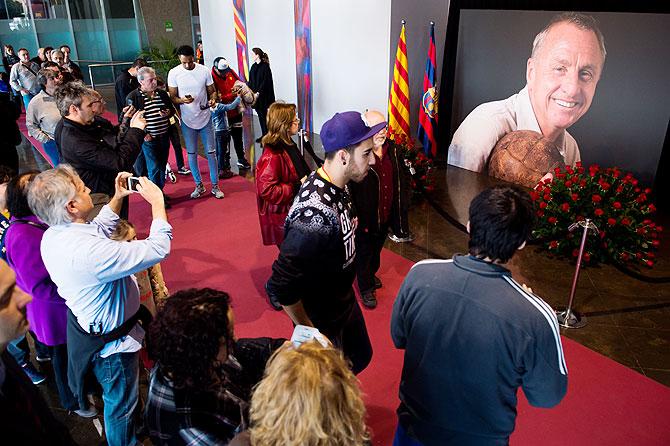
[290,325,329,348]
[185,94,192,99]
[127,176,141,192]
[126,97,134,106]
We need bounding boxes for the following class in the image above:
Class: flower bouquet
[388,129,434,194]
[531,163,661,267]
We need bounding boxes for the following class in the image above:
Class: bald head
[364,110,388,149]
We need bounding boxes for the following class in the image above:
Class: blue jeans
[393,423,425,446]
[7,332,50,365]
[91,351,139,446]
[181,119,218,186]
[142,133,170,189]
[42,139,60,166]
[52,343,79,410]
[21,92,35,110]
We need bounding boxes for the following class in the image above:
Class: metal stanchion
[556,218,599,329]
[297,128,305,156]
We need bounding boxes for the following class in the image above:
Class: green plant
[531,163,661,267]
[139,38,179,81]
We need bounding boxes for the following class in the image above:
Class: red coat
[255,142,300,246]
[212,66,241,120]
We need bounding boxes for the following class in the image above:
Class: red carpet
[20,119,670,444]
[125,155,670,445]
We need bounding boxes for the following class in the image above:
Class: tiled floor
[16,87,669,444]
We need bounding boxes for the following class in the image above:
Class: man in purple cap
[265,111,384,374]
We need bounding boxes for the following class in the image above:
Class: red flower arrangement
[531,163,660,267]
[387,129,435,194]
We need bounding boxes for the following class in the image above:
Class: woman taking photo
[255,102,322,248]
[248,47,275,141]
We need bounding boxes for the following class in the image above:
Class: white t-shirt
[167,63,214,129]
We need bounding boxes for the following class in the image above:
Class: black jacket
[55,116,144,196]
[266,170,357,330]
[349,140,412,237]
[248,61,275,110]
[115,68,140,118]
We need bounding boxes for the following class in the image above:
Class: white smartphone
[291,325,329,348]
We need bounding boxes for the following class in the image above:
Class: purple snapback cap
[320,111,387,153]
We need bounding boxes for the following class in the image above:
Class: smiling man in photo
[448,12,606,173]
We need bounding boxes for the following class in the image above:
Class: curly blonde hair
[249,341,369,446]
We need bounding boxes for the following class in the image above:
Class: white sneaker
[211,185,224,199]
[190,183,206,199]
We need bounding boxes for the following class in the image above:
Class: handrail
[86,59,170,89]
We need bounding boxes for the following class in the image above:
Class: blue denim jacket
[211,96,241,133]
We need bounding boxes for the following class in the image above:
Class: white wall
[198,0,393,133]
[199,1,237,70]
[311,0,391,130]
[246,0,298,105]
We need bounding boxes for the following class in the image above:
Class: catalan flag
[388,21,410,140]
[233,0,249,82]
[418,22,438,156]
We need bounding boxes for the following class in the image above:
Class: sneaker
[237,159,251,170]
[388,232,415,243]
[219,169,234,179]
[190,183,206,199]
[21,363,46,385]
[177,167,191,175]
[35,354,52,363]
[166,170,177,183]
[73,405,99,418]
[361,290,378,309]
[211,185,224,199]
[374,276,383,289]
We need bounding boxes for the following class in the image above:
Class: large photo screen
[446,9,670,186]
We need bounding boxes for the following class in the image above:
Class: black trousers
[355,224,389,294]
[167,123,185,170]
[256,105,269,136]
[319,301,373,375]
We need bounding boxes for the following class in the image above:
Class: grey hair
[27,164,79,226]
[137,66,155,82]
[54,81,90,116]
[531,12,606,61]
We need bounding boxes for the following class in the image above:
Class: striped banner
[233,0,250,82]
[388,21,411,140]
[293,0,313,134]
[418,22,438,156]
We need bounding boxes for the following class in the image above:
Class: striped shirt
[141,90,169,137]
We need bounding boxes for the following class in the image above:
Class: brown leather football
[487,130,565,188]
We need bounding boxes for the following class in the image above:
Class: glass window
[0,0,38,59]
[31,0,69,20]
[190,0,198,16]
[68,0,100,20]
[107,0,133,19]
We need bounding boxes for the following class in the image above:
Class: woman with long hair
[248,47,275,140]
[255,102,322,248]
[230,341,369,446]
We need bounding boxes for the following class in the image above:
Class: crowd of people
[0,13,585,446]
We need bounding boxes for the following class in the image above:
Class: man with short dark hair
[168,45,222,199]
[115,58,147,120]
[266,111,384,375]
[391,185,568,445]
[55,82,146,215]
